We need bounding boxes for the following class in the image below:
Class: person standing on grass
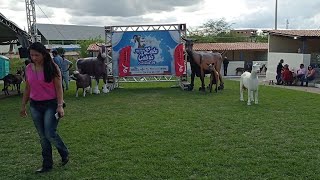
[20,42,69,173]
[276,59,284,85]
[223,56,229,76]
[52,50,64,90]
[61,54,73,91]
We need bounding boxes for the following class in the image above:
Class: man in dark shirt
[276,59,284,85]
[223,56,229,76]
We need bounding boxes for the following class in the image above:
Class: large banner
[112,31,184,77]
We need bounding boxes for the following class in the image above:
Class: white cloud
[0,0,319,31]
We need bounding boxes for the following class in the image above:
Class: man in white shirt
[296,64,307,86]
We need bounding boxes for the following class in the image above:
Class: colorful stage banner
[112,31,184,77]
[174,43,184,76]
[118,46,131,77]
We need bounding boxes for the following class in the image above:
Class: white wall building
[263,30,320,81]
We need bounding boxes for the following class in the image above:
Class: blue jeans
[62,72,70,90]
[299,76,316,86]
[30,99,68,167]
[276,73,282,84]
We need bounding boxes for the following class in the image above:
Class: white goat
[240,63,260,105]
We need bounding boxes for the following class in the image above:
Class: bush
[9,58,25,74]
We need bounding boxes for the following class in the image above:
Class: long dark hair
[28,42,59,83]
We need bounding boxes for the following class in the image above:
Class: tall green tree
[255,33,268,43]
[78,36,104,58]
[201,18,233,36]
[187,18,268,43]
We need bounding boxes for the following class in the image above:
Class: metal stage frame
[105,24,187,86]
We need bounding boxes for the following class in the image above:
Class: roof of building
[193,42,268,51]
[37,24,105,41]
[0,13,30,45]
[87,43,111,51]
[87,44,100,51]
[263,30,320,38]
[0,55,10,60]
[64,51,79,56]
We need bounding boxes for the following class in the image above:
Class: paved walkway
[226,76,320,94]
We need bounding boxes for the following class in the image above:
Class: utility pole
[25,0,40,42]
[275,0,278,30]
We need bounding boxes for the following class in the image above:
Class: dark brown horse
[76,44,110,94]
[183,38,224,92]
[1,72,23,95]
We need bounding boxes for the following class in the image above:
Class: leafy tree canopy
[187,18,268,43]
[78,35,104,58]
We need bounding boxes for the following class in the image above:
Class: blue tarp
[0,55,10,79]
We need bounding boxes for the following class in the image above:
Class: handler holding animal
[223,56,229,76]
[20,42,69,173]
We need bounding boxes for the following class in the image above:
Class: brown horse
[183,38,224,92]
[76,44,110,94]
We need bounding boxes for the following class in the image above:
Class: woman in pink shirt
[20,42,68,173]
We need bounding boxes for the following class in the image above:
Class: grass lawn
[0,79,319,179]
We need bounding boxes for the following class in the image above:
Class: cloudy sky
[0,0,319,31]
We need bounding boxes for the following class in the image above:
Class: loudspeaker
[18,48,28,58]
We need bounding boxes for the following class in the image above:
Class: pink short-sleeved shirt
[26,64,57,101]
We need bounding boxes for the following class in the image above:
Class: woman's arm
[53,64,65,117]
[20,81,30,117]
[308,69,316,77]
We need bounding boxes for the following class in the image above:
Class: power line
[33,0,66,40]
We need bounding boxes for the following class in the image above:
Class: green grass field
[0,79,319,179]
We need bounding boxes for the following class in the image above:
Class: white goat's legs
[83,88,86,97]
[93,84,100,94]
[76,89,79,97]
[240,82,244,101]
[255,90,259,104]
[85,86,90,92]
[92,80,100,94]
[102,83,109,93]
[247,90,251,105]
[251,91,254,102]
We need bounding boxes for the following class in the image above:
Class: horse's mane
[186,50,196,64]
